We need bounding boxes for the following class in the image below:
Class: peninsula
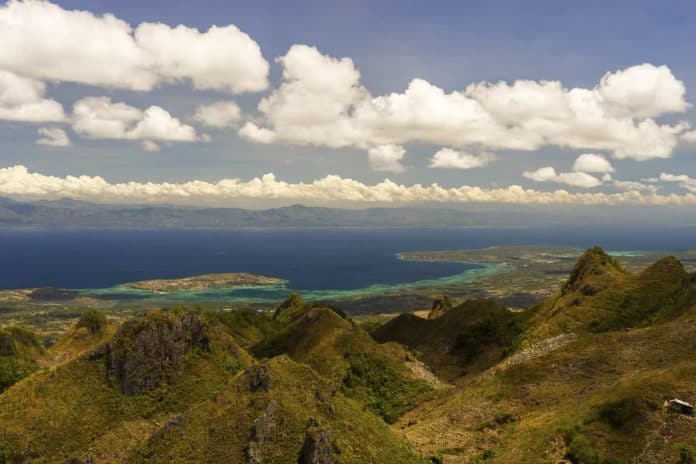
[123,273,285,293]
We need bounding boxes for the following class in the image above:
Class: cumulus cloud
[0,0,268,93]
[36,127,70,147]
[612,179,658,192]
[241,46,690,161]
[141,140,161,152]
[2,164,696,206]
[523,166,603,188]
[682,131,696,143]
[240,44,367,148]
[597,64,689,118]
[429,148,493,169]
[659,173,696,193]
[572,153,614,173]
[0,70,65,122]
[367,144,406,173]
[72,97,200,147]
[238,122,276,144]
[192,101,242,128]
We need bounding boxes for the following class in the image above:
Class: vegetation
[342,349,432,423]
[1,247,695,463]
[0,326,41,392]
[451,313,522,363]
[75,308,108,335]
[372,298,526,379]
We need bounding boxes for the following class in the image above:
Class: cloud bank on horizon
[2,164,696,207]
[0,0,695,206]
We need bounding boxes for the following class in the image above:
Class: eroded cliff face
[106,310,209,396]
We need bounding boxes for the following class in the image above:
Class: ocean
[1,226,695,299]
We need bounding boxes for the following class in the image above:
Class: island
[123,273,285,293]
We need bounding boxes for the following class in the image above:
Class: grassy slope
[132,355,426,464]
[3,248,696,463]
[0,321,252,463]
[396,309,696,463]
[0,304,431,463]
[527,248,696,340]
[392,248,696,464]
[0,326,44,393]
[255,305,434,423]
[372,299,524,380]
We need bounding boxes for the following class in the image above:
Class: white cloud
[0,0,268,93]
[612,179,657,192]
[367,144,406,173]
[141,140,160,152]
[192,101,242,128]
[127,106,199,142]
[572,153,614,173]
[238,122,276,144]
[659,173,696,193]
[597,64,689,118]
[72,97,200,147]
[2,164,696,206]
[523,166,603,188]
[242,47,689,161]
[0,70,65,122]
[240,44,367,148]
[429,148,493,169]
[36,127,70,147]
[682,130,696,143]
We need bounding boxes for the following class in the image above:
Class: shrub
[76,309,108,335]
[342,350,431,423]
[0,355,37,393]
[676,445,695,464]
[452,316,522,363]
[597,398,643,430]
[566,434,599,464]
[563,425,599,464]
[467,449,494,463]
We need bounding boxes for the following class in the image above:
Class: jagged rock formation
[245,400,277,464]
[561,246,625,296]
[298,419,334,464]
[426,295,453,320]
[106,310,209,395]
[531,247,696,338]
[274,293,310,323]
[6,247,696,463]
[246,361,273,392]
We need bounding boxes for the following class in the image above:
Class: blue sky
[0,0,695,206]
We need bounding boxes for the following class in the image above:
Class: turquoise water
[3,225,695,306]
[80,262,507,304]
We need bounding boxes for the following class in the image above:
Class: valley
[1,247,695,463]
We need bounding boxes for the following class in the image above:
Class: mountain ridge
[1,248,695,463]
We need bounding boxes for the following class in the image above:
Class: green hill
[389,248,696,463]
[528,247,696,339]
[1,248,695,463]
[255,296,435,423]
[0,326,43,393]
[372,299,525,380]
[0,303,433,463]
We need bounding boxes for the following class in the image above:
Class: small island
[123,273,285,293]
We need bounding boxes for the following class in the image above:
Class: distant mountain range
[2,196,695,228]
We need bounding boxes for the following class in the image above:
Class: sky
[1,0,696,207]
